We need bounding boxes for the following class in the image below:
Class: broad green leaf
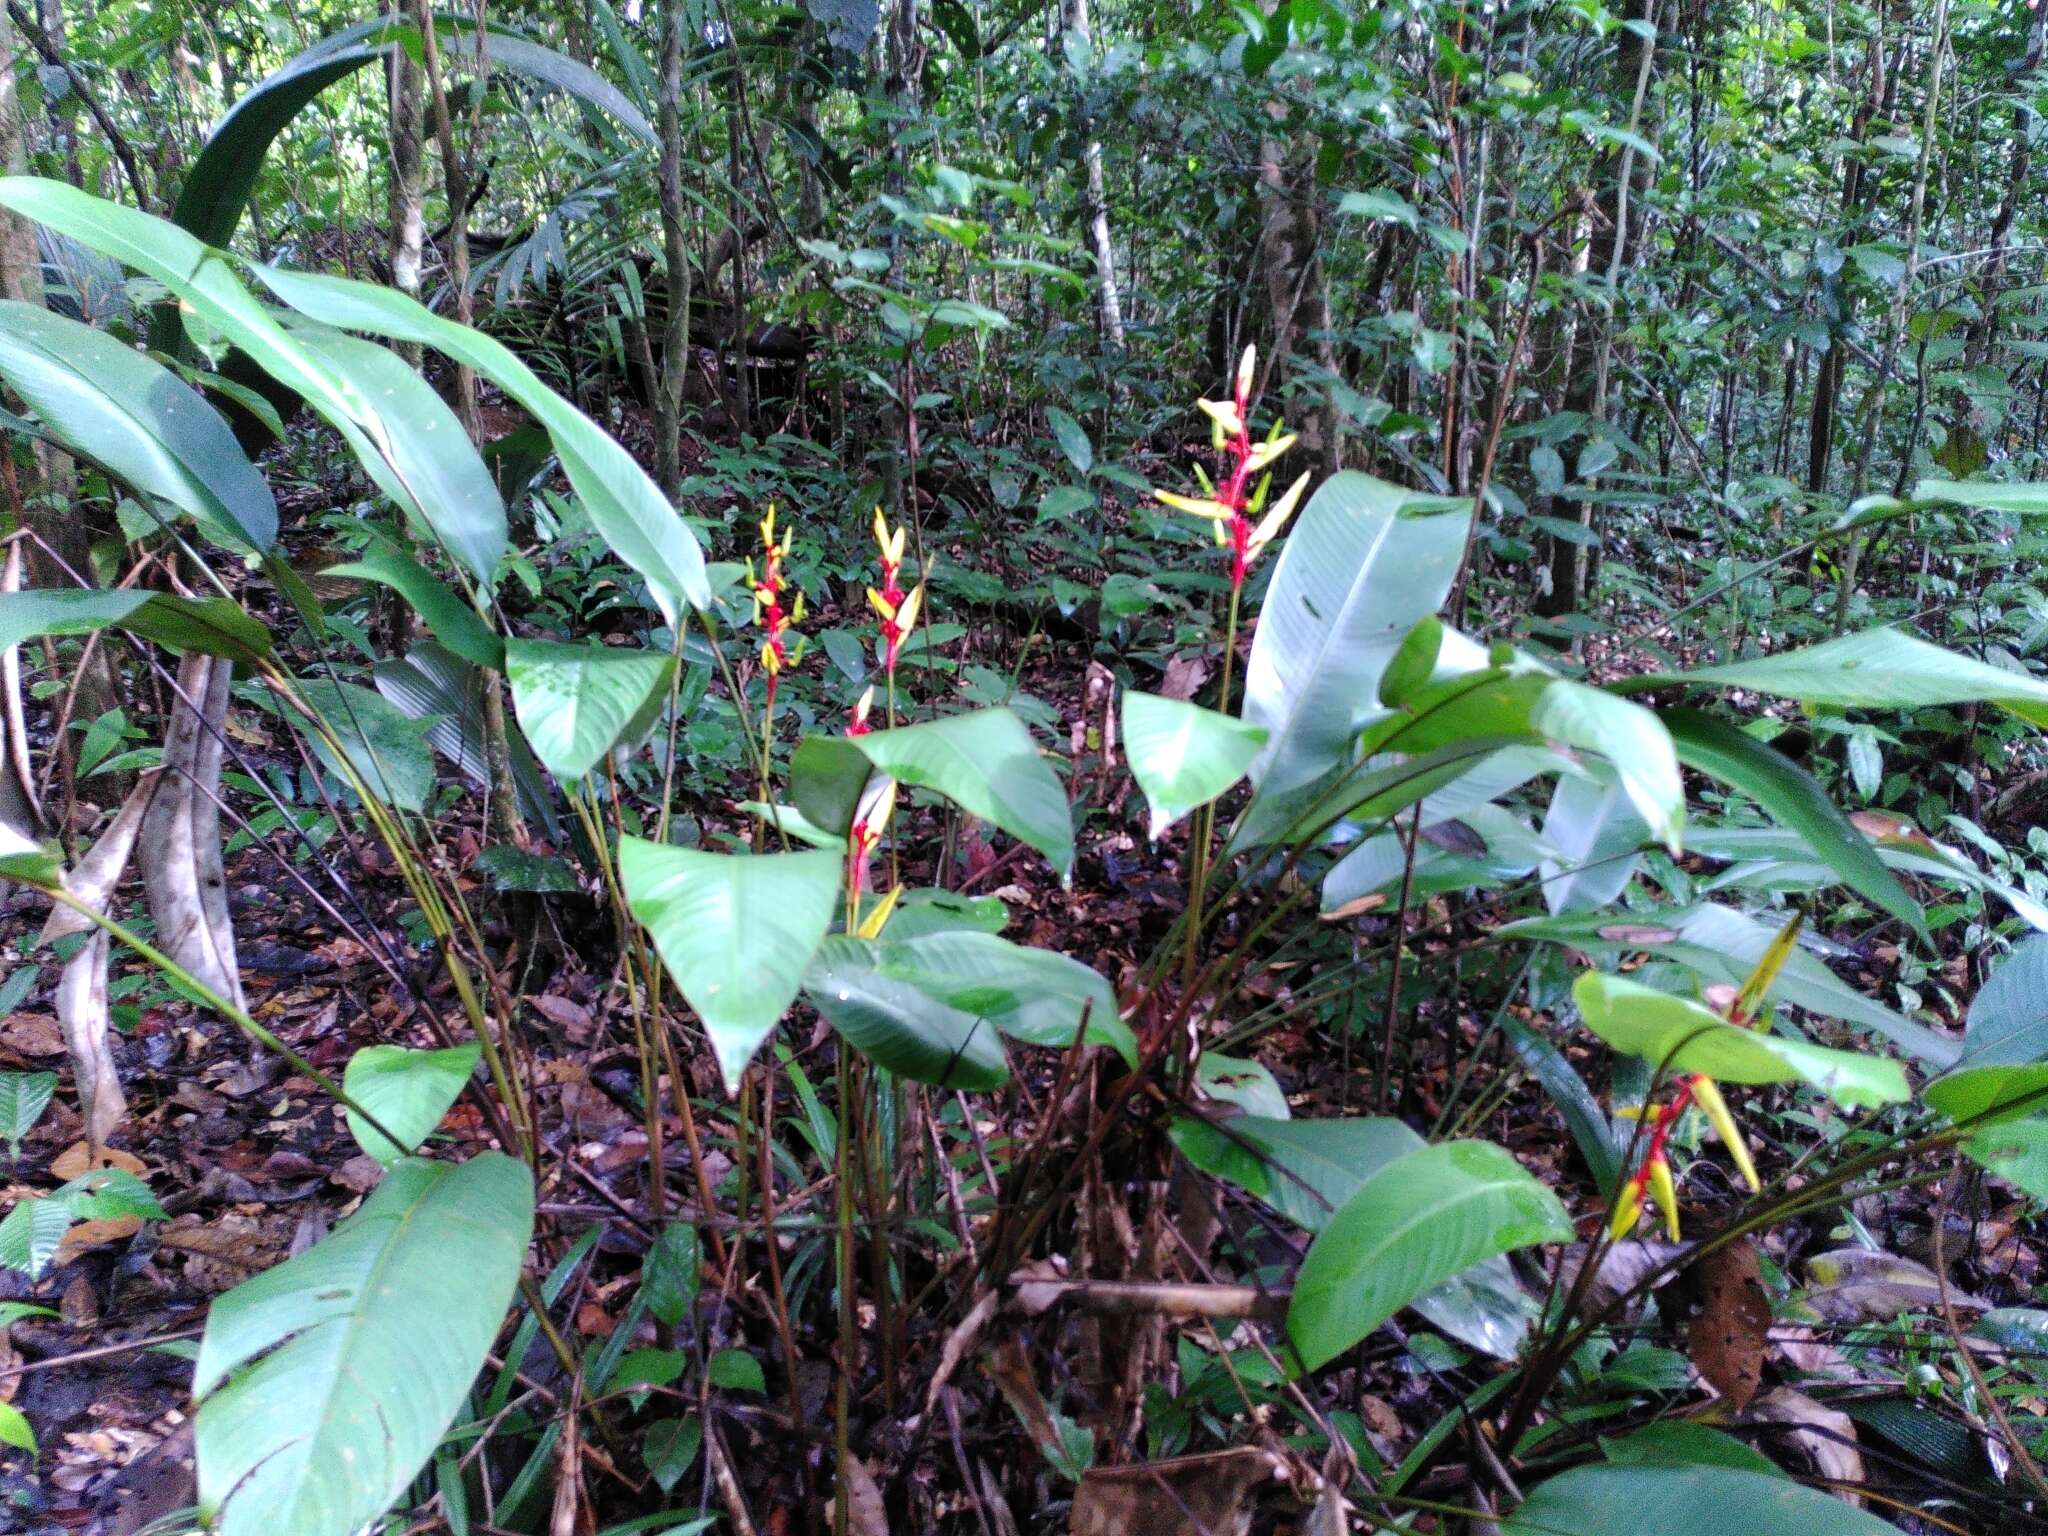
[620,839,842,1092]
[1572,972,1909,1110]
[1600,1421,1785,1477]
[1243,472,1471,807]
[1955,934,2048,1068]
[1501,1016,1625,1195]
[342,1043,481,1166]
[505,639,675,782]
[0,588,269,663]
[0,180,508,591]
[283,324,506,585]
[643,1224,701,1328]
[1913,477,2048,517]
[1121,691,1266,838]
[0,1070,57,1153]
[1663,707,1921,934]
[194,1153,533,1536]
[1527,680,1682,852]
[0,299,275,551]
[803,935,1010,1089]
[1925,1065,2048,1126]
[1501,1463,1904,1535]
[1172,1115,1416,1231]
[792,708,1072,879]
[1505,903,1957,1066]
[253,264,710,624]
[321,533,503,672]
[819,929,1131,1066]
[1654,627,2048,730]
[0,1401,33,1455]
[1536,764,1646,915]
[291,678,437,813]
[1965,1117,2048,1200]
[1287,1139,1570,1371]
[0,1196,72,1278]
[1045,406,1092,474]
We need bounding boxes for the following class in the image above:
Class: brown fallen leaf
[52,1215,142,1266]
[828,1456,888,1536]
[1070,1447,1276,1536]
[1688,1238,1771,1412]
[0,1013,66,1059]
[49,1141,147,1181]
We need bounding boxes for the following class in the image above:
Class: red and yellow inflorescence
[1154,346,1312,591]
[867,508,924,675]
[744,505,805,706]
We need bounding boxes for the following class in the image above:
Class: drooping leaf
[791,708,1073,879]
[193,1154,533,1536]
[505,639,675,782]
[0,588,269,662]
[290,677,437,813]
[1527,680,1682,852]
[1663,707,1921,934]
[1501,1463,1904,1535]
[321,533,503,672]
[0,299,275,551]
[1121,691,1266,839]
[342,1043,481,1166]
[802,935,1010,1090]
[1287,1139,1570,1371]
[619,839,842,1092]
[253,264,710,625]
[1964,1117,2048,1200]
[373,643,558,838]
[1536,764,1646,915]
[171,16,653,256]
[282,324,506,585]
[1572,972,1909,1110]
[1242,472,1471,807]
[1924,1064,2048,1126]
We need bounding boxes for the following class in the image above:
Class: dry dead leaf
[1688,1238,1771,1412]
[50,1141,147,1181]
[0,1012,66,1059]
[828,1456,888,1536]
[1069,1447,1275,1536]
[1749,1386,1865,1505]
[52,1214,142,1266]
[1805,1247,1989,1322]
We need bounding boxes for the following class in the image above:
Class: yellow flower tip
[761,643,781,676]
[1692,1076,1761,1193]
[1198,397,1246,439]
[1648,1155,1681,1241]
[1607,1180,1644,1242]
[871,505,889,548]
[1247,433,1299,473]
[1235,344,1257,402]
[853,885,903,940]
[1155,489,1232,520]
[895,583,924,632]
[791,592,807,624]
[867,586,894,621]
[1246,470,1311,557]
[853,684,875,722]
[760,506,777,547]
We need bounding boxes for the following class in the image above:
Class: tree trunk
[655,0,693,498]
[386,0,427,362]
[1060,0,1124,352]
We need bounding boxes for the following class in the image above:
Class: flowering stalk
[1608,914,1802,1239]
[743,506,805,804]
[867,506,922,726]
[1154,347,1311,994]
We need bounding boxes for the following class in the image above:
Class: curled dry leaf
[139,654,245,1013]
[1687,1237,1772,1412]
[1748,1386,1865,1505]
[1551,1239,1691,1314]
